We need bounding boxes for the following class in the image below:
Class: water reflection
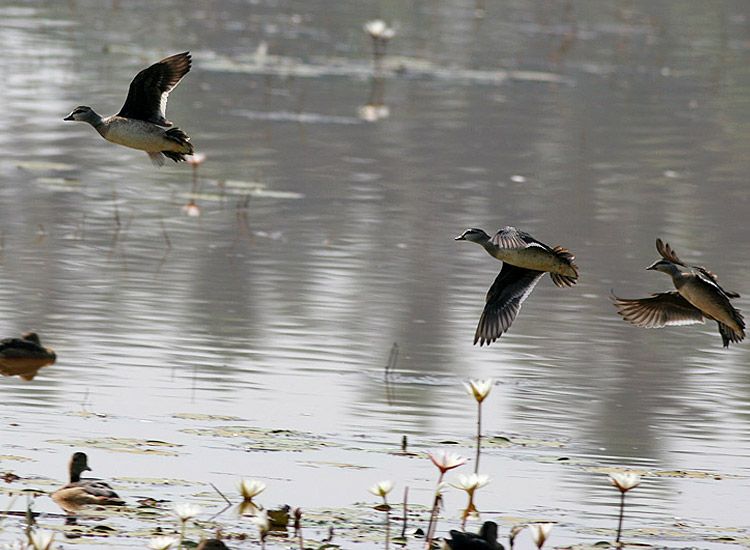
[0,1,748,548]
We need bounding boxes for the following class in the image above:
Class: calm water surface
[1,1,750,548]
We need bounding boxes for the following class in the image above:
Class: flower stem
[474,402,482,474]
[385,506,391,550]
[615,491,625,544]
[425,472,444,549]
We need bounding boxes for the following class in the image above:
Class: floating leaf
[47,437,183,456]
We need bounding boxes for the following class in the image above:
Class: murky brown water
[1,1,750,548]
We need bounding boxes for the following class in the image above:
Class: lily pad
[47,437,183,456]
[172,413,244,422]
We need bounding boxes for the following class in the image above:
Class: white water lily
[368,480,394,498]
[251,509,271,537]
[364,19,394,40]
[240,479,267,501]
[528,523,554,549]
[428,450,467,474]
[29,531,55,550]
[450,473,490,493]
[464,379,493,403]
[148,535,178,550]
[609,472,641,493]
[173,502,201,523]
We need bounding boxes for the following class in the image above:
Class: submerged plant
[609,472,642,544]
[464,378,493,473]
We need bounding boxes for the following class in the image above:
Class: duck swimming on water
[612,238,745,347]
[455,227,579,346]
[0,332,56,380]
[64,52,194,166]
[445,521,504,550]
[51,452,124,513]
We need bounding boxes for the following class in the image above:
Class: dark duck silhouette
[455,227,579,346]
[445,521,504,550]
[64,52,194,166]
[0,332,56,380]
[51,452,125,513]
[613,238,744,347]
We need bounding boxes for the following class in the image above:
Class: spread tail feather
[162,127,194,162]
[550,246,579,287]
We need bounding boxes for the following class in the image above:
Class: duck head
[64,106,101,125]
[69,452,92,482]
[455,228,490,243]
[646,259,680,276]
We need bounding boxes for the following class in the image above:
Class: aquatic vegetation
[239,479,266,502]
[28,530,55,550]
[363,20,395,73]
[148,535,178,549]
[464,379,493,473]
[425,451,467,547]
[251,509,270,550]
[450,474,490,527]
[528,523,554,549]
[609,472,641,544]
[368,480,393,549]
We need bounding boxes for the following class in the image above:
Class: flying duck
[612,238,745,347]
[455,227,579,346]
[445,521,504,550]
[64,52,194,166]
[51,452,125,513]
[0,332,56,381]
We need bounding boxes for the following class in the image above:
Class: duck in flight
[64,52,194,166]
[612,238,745,347]
[51,452,125,513]
[455,227,579,346]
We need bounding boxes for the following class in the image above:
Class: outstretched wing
[474,264,545,346]
[117,52,191,125]
[655,238,685,266]
[657,239,740,298]
[490,226,546,250]
[611,291,705,328]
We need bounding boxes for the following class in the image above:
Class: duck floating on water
[445,521,504,550]
[64,52,194,166]
[455,227,579,346]
[612,238,745,347]
[51,452,124,513]
[0,332,56,381]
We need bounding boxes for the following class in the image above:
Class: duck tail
[163,127,194,162]
[550,246,579,287]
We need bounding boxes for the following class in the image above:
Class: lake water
[1,1,750,548]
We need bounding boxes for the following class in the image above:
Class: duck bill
[454,234,466,241]
[646,261,659,270]
[63,114,74,121]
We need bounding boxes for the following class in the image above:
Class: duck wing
[491,226,549,250]
[611,291,705,328]
[474,264,544,346]
[655,238,686,266]
[117,52,191,126]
